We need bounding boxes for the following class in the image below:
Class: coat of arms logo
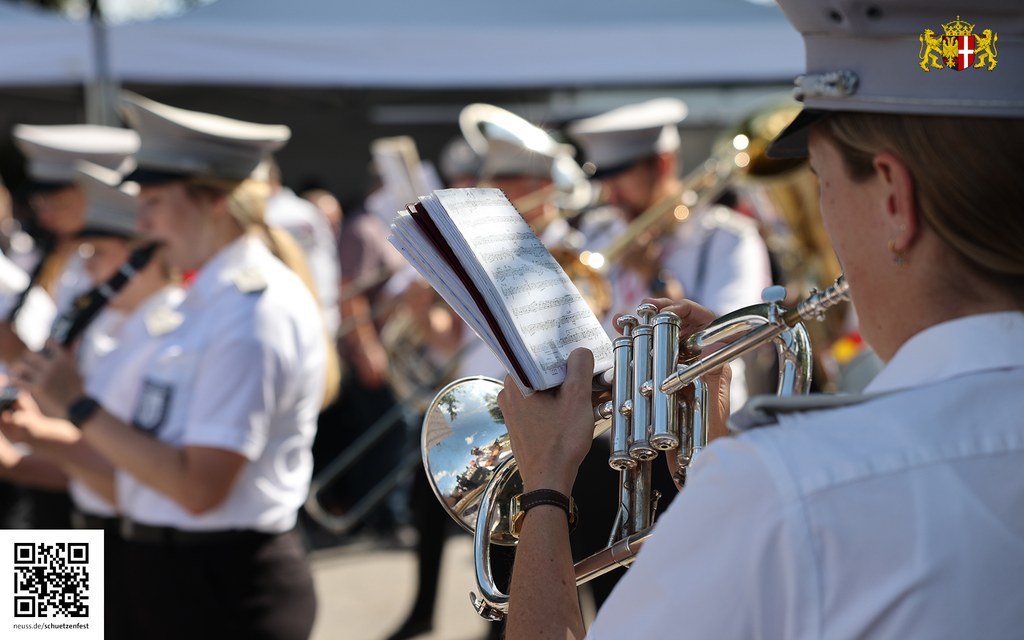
[919,16,998,72]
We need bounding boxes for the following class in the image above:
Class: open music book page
[388,187,613,394]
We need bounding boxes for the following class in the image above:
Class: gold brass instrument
[579,103,806,273]
[421,276,849,620]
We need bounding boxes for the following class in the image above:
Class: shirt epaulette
[703,205,759,237]
[728,392,883,432]
[228,267,268,294]
[144,305,184,337]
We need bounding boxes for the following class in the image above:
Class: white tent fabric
[0,2,92,85]
[109,0,804,88]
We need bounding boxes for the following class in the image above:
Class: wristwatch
[509,489,577,538]
[67,396,100,429]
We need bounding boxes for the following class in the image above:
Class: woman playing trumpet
[496,0,1024,637]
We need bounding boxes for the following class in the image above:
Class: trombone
[578,103,806,273]
[421,276,850,620]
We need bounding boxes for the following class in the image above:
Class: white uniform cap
[74,162,140,239]
[120,91,291,183]
[12,124,139,186]
[567,98,688,178]
[459,103,592,210]
[769,0,1024,157]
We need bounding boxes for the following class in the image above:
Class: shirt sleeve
[700,225,772,315]
[586,435,820,639]
[180,334,280,461]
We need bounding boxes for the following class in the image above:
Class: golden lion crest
[918,16,998,72]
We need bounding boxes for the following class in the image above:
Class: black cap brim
[76,226,136,240]
[589,155,655,180]
[766,109,828,159]
[122,168,191,185]
[27,180,75,194]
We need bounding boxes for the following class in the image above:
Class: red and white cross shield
[956,35,976,70]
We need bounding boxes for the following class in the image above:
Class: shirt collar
[865,311,1024,394]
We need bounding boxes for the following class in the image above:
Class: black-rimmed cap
[119,91,291,183]
[766,109,828,159]
[766,0,1024,158]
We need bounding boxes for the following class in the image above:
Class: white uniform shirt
[266,187,341,336]
[75,307,126,380]
[0,250,57,357]
[607,205,771,319]
[116,236,326,533]
[589,311,1024,639]
[68,286,186,517]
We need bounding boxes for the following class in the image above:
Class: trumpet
[420,276,849,620]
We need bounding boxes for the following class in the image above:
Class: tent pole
[85,0,119,125]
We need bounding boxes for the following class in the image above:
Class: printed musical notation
[389,188,614,394]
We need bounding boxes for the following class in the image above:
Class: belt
[70,509,120,532]
[119,518,273,546]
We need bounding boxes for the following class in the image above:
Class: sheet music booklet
[388,188,613,395]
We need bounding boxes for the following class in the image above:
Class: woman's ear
[873,151,919,252]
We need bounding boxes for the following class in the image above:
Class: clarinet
[49,242,161,347]
[0,242,161,411]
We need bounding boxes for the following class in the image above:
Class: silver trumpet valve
[607,314,639,470]
[628,304,658,462]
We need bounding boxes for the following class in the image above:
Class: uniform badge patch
[132,380,173,434]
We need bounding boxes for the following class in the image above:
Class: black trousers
[121,529,316,640]
[71,511,129,640]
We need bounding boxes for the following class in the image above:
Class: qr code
[12,542,90,618]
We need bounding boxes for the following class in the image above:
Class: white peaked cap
[120,91,291,182]
[75,162,140,239]
[567,98,687,177]
[12,124,139,184]
[768,0,1024,157]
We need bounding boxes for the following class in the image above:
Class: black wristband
[67,396,100,429]
[510,489,577,538]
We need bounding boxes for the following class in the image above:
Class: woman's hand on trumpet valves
[498,348,596,496]
[637,297,734,446]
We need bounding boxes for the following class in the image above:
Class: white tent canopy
[0,2,93,85]
[108,0,804,88]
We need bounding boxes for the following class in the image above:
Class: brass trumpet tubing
[629,460,655,535]
[650,312,682,450]
[629,324,656,461]
[690,379,710,462]
[777,323,813,397]
[664,277,849,396]
[472,454,517,620]
[609,332,636,470]
[574,528,652,585]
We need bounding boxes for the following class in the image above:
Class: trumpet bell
[421,376,522,546]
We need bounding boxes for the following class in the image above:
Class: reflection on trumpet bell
[421,376,523,546]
